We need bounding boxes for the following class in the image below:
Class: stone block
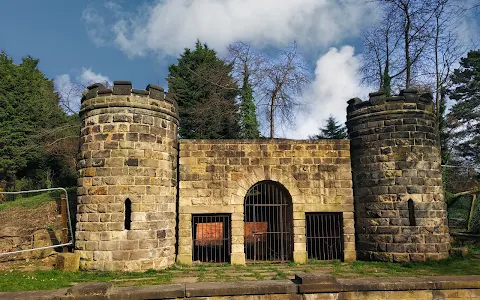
[186,280,297,297]
[294,251,308,264]
[176,253,193,265]
[449,247,468,257]
[55,252,80,272]
[66,282,113,297]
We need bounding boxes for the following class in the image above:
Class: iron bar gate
[244,181,293,263]
[192,214,231,263]
[306,212,343,261]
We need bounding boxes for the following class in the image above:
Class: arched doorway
[244,180,293,263]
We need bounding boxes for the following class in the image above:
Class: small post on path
[60,193,68,253]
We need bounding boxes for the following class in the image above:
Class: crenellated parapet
[346,89,450,263]
[76,81,179,271]
[80,81,179,123]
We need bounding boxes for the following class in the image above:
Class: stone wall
[76,81,179,271]
[6,275,480,299]
[346,89,450,262]
[177,139,355,265]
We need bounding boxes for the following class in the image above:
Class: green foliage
[0,187,75,211]
[2,249,480,292]
[310,116,348,139]
[447,50,480,165]
[168,41,240,139]
[0,52,69,189]
[470,196,480,233]
[0,269,173,292]
[447,195,472,229]
[239,76,259,139]
[0,190,58,211]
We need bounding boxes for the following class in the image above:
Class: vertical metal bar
[322,213,327,260]
[312,214,315,260]
[330,214,332,260]
[253,184,256,263]
[315,214,317,260]
[316,214,319,260]
[306,213,309,259]
[60,194,68,253]
[319,214,322,260]
[336,214,339,259]
[279,184,283,262]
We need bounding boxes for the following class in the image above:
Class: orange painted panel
[195,222,223,246]
[244,222,268,244]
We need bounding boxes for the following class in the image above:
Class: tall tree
[309,116,348,140]
[168,41,240,139]
[361,6,404,96]
[0,52,68,189]
[362,0,442,92]
[228,42,261,139]
[447,50,480,166]
[260,42,310,138]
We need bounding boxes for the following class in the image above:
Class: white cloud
[55,69,111,113]
[105,0,377,57]
[284,46,371,139]
[79,68,111,86]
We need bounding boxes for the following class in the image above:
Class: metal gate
[192,214,231,263]
[244,181,293,263]
[306,212,343,261]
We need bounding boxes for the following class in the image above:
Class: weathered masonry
[75,81,450,271]
[76,82,179,271]
[347,89,450,262]
[177,140,355,265]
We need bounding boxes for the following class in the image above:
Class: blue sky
[1,0,479,138]
[0,1,170,88]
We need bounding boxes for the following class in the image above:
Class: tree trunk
[405,13,411,88]
[468,194,477,232]
[269,94,275,139]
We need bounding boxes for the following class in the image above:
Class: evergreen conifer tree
[309,116,348,139]
[168,41,240,139]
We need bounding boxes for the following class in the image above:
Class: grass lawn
[1,248,480,292]
[0,188,76,211]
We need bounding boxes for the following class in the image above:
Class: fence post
[60,194,68,253]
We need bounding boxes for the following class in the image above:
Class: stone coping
[2,275,480,299]
[179,139,350,144]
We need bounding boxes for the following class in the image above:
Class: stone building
[75,81,449,271]
[346,90,450,262]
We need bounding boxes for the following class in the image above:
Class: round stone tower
[76,81,179,271]
[346,89,450,262]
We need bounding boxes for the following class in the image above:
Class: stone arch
[243,180,293,262]
[232,171,303,206]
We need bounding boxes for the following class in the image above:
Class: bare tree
[429,0,466,120]
[360,6,404,95]
[362,0,441,91]
[227,41,268,90]
[259,43,310,138]
[226,42,310,138]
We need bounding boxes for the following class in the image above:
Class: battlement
[346,89,434,122]
[80,81,179,122]
[346,88,449,263]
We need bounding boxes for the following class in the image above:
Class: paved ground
[111,263,337,286]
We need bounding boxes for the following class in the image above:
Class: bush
[469,196,480,233]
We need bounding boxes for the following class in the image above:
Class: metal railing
[192,214,231,263]
[306,212,344,261]
[0,187,74,256]
[244,181,293,263]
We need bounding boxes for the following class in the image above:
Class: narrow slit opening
[125,199,132,230]
[408,199,416,226]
